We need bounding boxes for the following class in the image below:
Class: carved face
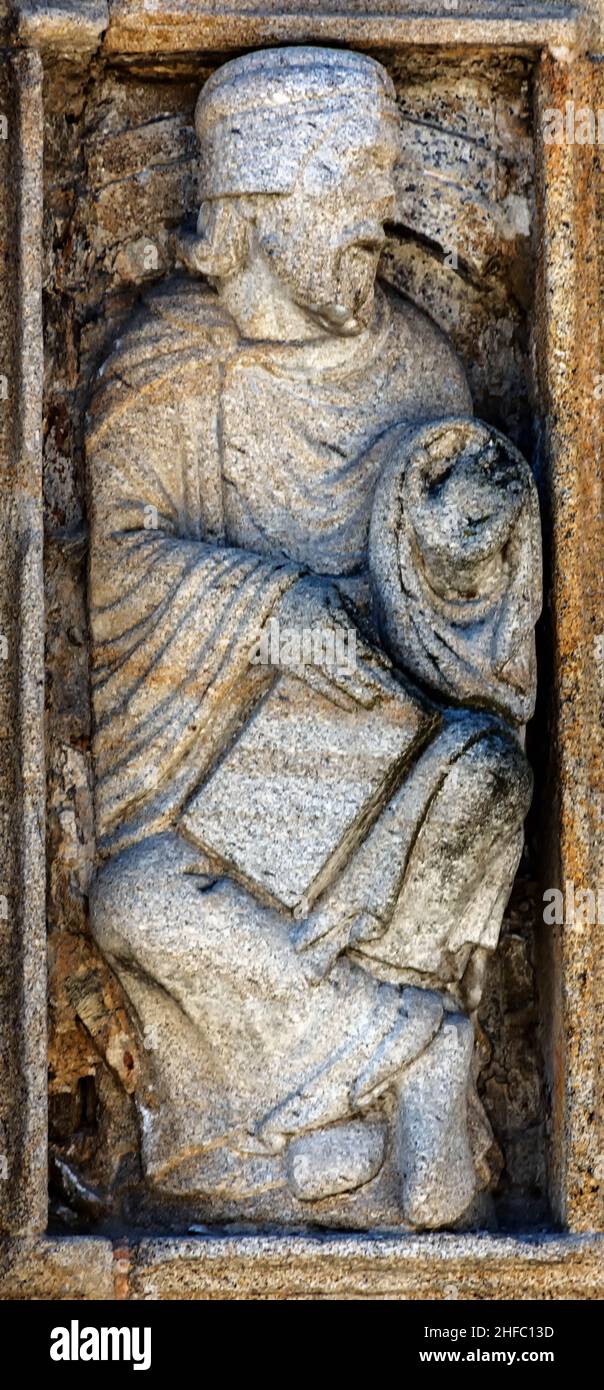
[247,121,398,334]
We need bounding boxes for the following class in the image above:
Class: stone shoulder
[381,281,472,411]
[87,275,238,442]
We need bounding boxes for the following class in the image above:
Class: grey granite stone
[17,0,109,53]
[126,1231,604,1302]
[0,48,46,1238]
[83,45,543,1231]
[287,1121,386,1201]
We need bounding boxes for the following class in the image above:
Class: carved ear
[174,201,249,279]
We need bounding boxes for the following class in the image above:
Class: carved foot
[286,1121,386,1201]
[396,1011,476,1229]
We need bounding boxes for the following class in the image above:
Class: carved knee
[472,728,532,828]
[441,727,533,849]
[90,832,187,963]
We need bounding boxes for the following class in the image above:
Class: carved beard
[292,241,381,336]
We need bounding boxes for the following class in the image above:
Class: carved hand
[271,574,404,710]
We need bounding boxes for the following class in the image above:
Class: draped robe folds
[87,275,472,856]
[87,275,517,1190]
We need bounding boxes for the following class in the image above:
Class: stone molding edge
[0,48,46,1240]
[15,1,110,53]
[10,2,596,60]
[13,46,46,1240]
[533,53,604,1234]
[0,11,600,1291]
[0,1233,603,1300]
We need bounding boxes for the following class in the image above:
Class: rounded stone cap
[195,45,399,197]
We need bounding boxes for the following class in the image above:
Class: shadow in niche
[471,407,551,1233]
[524,409,565,1234]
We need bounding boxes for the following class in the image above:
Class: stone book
[180,673,434,916]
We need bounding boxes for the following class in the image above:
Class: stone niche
[0,0,603,1299]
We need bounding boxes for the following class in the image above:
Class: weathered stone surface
[2,1230,603,1302]
[0,49,46,1238]
[76,45,542,1233]
[396,1014,478,1230]
[102,2,585,59]
[0,1236,114,1300]
[287,1121,386,1201]
[0,0,598,1300]
[478,881,547,1224]
[35,33,558,1237]
[369,417,541,722]
[127,1231,604,1301]
[384,48,535,445]
[17,1,109,53]
[532,52,604,1233]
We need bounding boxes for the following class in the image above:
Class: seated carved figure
[86,48,542,1229]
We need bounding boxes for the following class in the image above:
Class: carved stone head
[185,47,400,335]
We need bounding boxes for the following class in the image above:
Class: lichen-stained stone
[101,1,584,58]
[88,118,198,252]
[127,1231,604,1302]
[0,48,46,1238]
[35,17,600,1247]
[17,0,109,53]
[0,0,598,1310]
[37,35,546,1234]
[383,51,534,442]
[81,46,542,1232]
[532,52,604,1234]
[0,1237,115,1300]
[369,418,541,722]
[1,1231,603,1302]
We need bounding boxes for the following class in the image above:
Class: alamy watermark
[250,615,357,673]
[543,880,604,926]
[543,100,604,145]
[50,1321,151,1371]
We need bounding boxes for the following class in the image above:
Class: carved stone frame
[0,2,602,1299]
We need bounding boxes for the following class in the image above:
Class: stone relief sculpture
[85,47,542,1229]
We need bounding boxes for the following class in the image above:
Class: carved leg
[364,726,532,1228]
[396,1011,476,1229]
[90,833,443,1201]
[356,721,533,985]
